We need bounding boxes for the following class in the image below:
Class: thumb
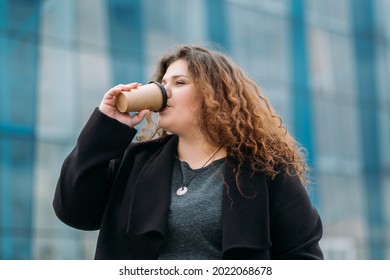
[130,109,150,126]
[138,109,150,120]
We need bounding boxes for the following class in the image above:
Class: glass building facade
[0,0,389,260]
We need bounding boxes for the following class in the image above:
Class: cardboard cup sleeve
[116,81,168,113]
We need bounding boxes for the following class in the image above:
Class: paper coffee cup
[116,81,168,113]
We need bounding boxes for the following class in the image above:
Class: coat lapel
[222,158,272,257]
[125,135,178,236]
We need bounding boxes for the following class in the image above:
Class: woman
[53,45,323,260]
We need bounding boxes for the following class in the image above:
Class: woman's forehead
[163,60,190,79]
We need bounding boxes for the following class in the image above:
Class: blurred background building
[0,0,389,260]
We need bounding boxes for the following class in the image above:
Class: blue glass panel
[0,0,40,259]
[107,0,144,84]
[289,0,318,205]
[351,0,385,260]
[206,0,230,51]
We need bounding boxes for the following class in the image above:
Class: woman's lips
[160,105,170,113]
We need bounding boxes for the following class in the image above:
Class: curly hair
[138,45,310,195]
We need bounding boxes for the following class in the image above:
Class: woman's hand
[99,83,150,127]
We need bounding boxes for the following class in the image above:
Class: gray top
[157,157,226,260]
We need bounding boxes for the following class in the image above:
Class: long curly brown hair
[138,45,309,193]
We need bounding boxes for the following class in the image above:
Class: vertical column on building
[206,0,230,50]
[107,0,144,85]
[289,0,318,205]
[351,0,384,259]
[0,0,41,259]
[0,0,11,260]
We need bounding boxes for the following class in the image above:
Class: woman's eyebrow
[161,74,189,84]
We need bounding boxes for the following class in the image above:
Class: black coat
[53,109,324,260]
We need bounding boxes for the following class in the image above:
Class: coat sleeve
[268,170,324,259]
[53,108,137,230]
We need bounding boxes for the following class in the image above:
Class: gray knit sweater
[157,157,226,260]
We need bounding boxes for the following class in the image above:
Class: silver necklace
[176,146,223,196]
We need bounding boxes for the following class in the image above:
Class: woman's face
[158,59,198,136]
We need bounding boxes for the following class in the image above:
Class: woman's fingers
[98,83,150,127]
[99,83,140,116]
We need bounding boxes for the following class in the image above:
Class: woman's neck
[177,137,226,169]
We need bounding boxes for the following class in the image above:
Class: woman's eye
[176,80,185,85]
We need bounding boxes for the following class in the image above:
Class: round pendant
[176,187,188,196]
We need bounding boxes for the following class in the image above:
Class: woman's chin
[157,118,169,131]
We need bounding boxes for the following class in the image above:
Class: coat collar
[125,135,271,256]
